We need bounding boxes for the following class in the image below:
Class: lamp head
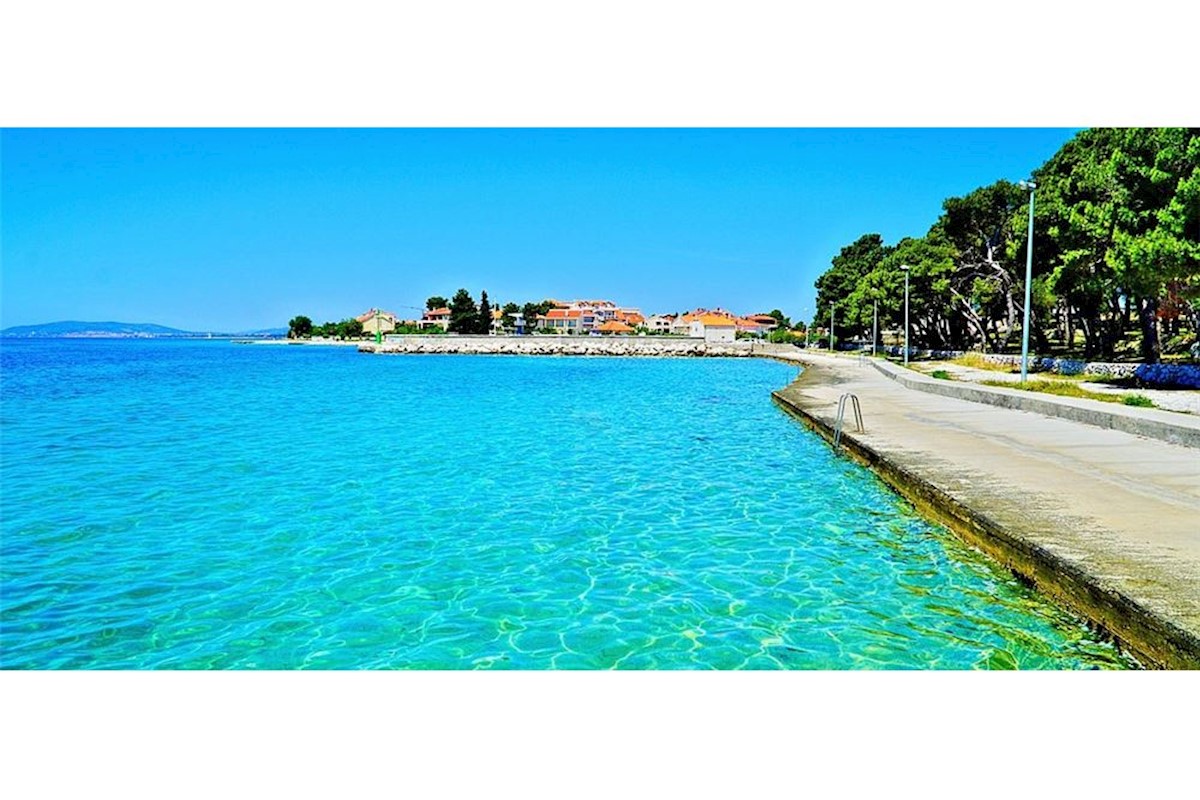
[899,264,910,272]
[1018,179,1037,190]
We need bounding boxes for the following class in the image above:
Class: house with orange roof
[537,299,643,334]
[688,312,737,343]
[735,315,775,336]
[537,307,589,333]
[612,309,645,328]
[357,308,398,335]
[597,320,635,335]
[418,307,451,331]
[747,313,780,330]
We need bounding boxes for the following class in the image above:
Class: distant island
[0,321,287,338]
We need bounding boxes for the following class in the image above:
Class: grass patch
[980,379,1155,408]
[950,352,1017,373]
[930,369,952,380]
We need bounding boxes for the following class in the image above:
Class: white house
[687,313,737,343]
[645,314,675,333]
[418,307,451,331]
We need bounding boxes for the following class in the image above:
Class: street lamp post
[899,265,911,365]
[830,306,835,353]
[872,299,878,357]
[1018,179,1037,382]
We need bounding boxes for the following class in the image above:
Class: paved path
[771,352,1200,668]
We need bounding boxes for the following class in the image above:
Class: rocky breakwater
[358,335,755,357]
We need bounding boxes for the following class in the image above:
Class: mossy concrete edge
[772,361,1200,670]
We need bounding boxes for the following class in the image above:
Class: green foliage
[426,296,449,311]
[766,309,791,329]
[477,290,492,335]
[448,289,479,334]
[815,233,892,338]
[288,315,313,338]
[501,302,520,328]
[338,318,364,339]
[930,369,952,380]
[811,127,1200,363]
[522,300,556,329]
[392,323,444,335]
[951,353,1016,373]
[767,328,798,344]
[309,317,364,339]
[1122,394,1154,407]
[1034,128,1200,361]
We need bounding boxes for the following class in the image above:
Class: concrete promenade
[772,352,1200,668]
[870,357,1200,447]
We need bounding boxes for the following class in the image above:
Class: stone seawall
[359,335,758,357]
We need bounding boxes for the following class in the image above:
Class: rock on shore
[358,335,756,357]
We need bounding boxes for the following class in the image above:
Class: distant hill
[0,321,288,339]
[234,327,289,337]
[0,321,201,338]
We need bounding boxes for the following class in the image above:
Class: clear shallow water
[1,340,1133,669]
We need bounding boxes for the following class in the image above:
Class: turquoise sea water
[1,340,1133,669]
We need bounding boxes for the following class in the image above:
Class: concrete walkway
[770,352,1200,668]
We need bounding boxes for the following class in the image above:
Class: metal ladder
[833,393,863,449]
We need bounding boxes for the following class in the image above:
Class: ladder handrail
[833,392,864,449]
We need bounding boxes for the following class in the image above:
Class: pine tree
[477,290,492,335]
[448,289,478,333]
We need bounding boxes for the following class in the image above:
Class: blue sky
[1,128,1077,331]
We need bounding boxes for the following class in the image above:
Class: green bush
[930,369,951,380]
[1121,394,1154,407]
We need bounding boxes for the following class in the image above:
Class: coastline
[771,353,1200,669]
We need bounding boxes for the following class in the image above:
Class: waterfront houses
[668,308,779,338]
[338,300,780,340]
[418,307,451,331]
[536,299,644,334]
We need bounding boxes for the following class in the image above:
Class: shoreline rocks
[358,336,758,358]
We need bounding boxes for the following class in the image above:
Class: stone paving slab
[771,352,1200,669]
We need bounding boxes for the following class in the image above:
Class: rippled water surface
[1,340,1133,669]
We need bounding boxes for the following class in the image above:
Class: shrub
[951,352,1015,373]
[1122,394,1154,407]
[931,369,951,380]
[1133,363,1200,389]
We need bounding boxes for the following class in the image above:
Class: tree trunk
[1065,304,1074,353]
[1080,316,1096,359]
[1033,305,1050,353]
